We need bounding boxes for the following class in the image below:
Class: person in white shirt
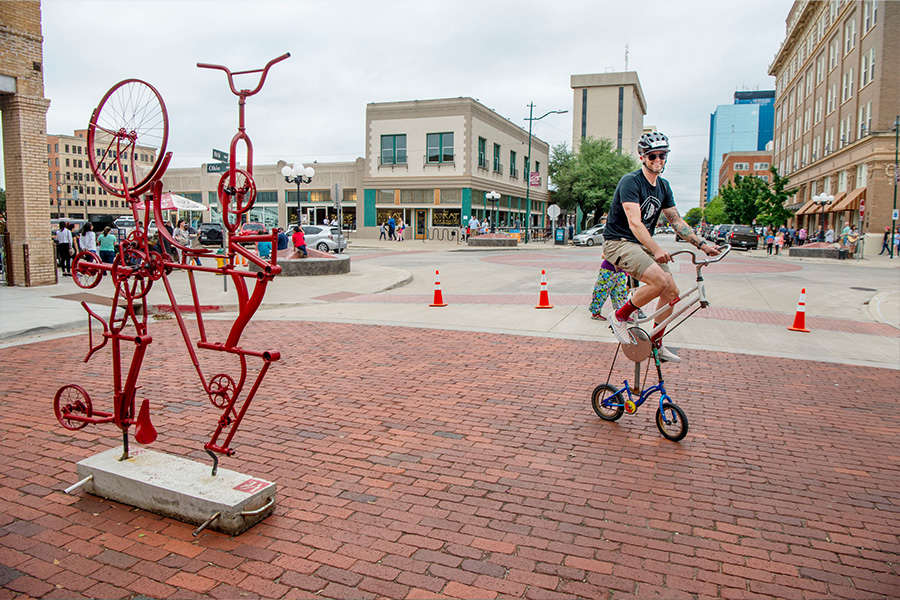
[57,222,73,276]
[80,222,97,253]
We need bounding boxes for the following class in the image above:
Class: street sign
[530,172,541,187]
[212,149,229,162]
[859,199,865,218]
[206,163,228,173]
[331,183,343,209]
[547,204,561,219]
[893,209,899,221]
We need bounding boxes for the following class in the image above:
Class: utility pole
[891,116,899,258]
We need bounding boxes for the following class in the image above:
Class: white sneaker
[656,345,682,363]
[609,317,636,345]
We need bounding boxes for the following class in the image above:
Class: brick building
[718,150,774,188]
[1,1,53,286]
[769,0,900,236]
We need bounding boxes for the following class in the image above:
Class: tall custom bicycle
[591,245,731,441]
[56,54,291,475]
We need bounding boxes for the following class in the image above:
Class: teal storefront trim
[364,189,377,227]
[576,205,583,233]
[461,188,472,220]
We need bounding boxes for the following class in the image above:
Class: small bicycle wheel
[656,402,688,442]
[72,251,104,289]
[591,383,625,421]
[217,169,257,216]
[54,385,93,430]
[87,79,168,198]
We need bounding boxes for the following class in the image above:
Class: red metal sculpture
[54,54,291,475]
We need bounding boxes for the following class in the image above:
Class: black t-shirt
[603,169,676,244]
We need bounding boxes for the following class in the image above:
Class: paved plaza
[1,238,899,599]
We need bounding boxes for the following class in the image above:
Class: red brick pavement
[1,321,899,599]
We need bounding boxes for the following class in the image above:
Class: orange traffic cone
[429,270,448,307]
[788,288,810,333]
[535,269,553,309]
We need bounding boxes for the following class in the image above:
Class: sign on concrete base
[74,448,276,536]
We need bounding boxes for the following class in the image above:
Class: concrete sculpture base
[250,248,350,276]
[74,447,276,536]
[467,234,517,247]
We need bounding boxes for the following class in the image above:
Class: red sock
[651,325,666,346]
[615,300,637,322]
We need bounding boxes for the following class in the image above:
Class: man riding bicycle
[603,132,721,363]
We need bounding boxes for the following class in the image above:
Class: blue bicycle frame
[603,347,673,417]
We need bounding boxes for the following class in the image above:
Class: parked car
[721,224,759,250]
[237,222,265,236]
[302,225,347,253]
[572,226,604,247]
[199,222,224,246]
[713,224,734,245]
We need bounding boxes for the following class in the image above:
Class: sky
[8,0,793,212]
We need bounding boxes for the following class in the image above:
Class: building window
[843,18,857,54]
[838,170,847,192]
[426,132,454,164]
[863,0,878,34]
[734,163,749,171]
[478,137,487,169]
[857,163,868,188]
[381,134,407,165]
[841,68,854,102]
[753,162,770,170]
[509,151,517,178]
[493,143,501,173]
[816,54,825,84]
[826,84,836,113]
[828,37,839,70]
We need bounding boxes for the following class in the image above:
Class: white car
[572,226,604,247]
[302,225,347,253]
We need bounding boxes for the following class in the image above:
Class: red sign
[529,172,541,187]
[859,199,866,218]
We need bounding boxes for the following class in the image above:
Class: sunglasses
[645,152,668,161]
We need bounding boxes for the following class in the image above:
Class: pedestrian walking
[97,226,117,264]
[57,221,73,276]
[588,260,629,321]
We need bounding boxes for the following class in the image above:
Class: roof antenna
[625,44,629,70]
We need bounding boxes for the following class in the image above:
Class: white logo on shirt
[641,195,661,222]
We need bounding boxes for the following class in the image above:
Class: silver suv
[302,225,347,253]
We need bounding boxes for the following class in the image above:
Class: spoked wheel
[207,373,236,409]
[87,79,168,198]
[316,242,329,252]
[54,385,93,430]
[72,251,104,289]
[656,402,688,442]
[218,169,257,216]
[591,383,625,422]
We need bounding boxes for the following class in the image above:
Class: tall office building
[706,90,776,201]
[570,72,647,157]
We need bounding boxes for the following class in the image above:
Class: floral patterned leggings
[588,268,629,316]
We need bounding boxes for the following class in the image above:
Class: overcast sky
[7,0,793,211]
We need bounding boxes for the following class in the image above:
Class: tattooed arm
[663,207,721,256]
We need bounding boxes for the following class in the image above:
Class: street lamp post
[523,104,567,243]
[812,193,834,241]
[282,163,315,226]
[55,185,62,220]
[891,115,899,258]
[485,191,500,233]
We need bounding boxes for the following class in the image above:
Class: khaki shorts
[602,239,670,279]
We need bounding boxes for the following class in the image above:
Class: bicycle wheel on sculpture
[656,402,688,442]
[72,251,104,289]
[54,384,93,430]
[87,79,168,198]
[218,169,257,216]
[591,383,625,422]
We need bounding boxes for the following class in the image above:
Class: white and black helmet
[637,132,670,155]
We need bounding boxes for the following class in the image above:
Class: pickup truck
[718,224,759,250]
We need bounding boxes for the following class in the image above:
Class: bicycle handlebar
[197,53,291,97]
[669,243,732,266]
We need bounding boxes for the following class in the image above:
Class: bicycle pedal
[624,400,637,414]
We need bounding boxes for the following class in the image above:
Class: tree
[549,137,639,230]
[718,174,764,225]
[703,197,727,225]
[756,166,796,228]
[684,207,703,227]
[0,188,5,214]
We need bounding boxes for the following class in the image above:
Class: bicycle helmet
[637,132,670,155]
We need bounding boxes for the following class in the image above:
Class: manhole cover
[850,287,877,291]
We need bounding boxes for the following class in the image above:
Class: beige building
[769,0,899,235]
[571,72,647,157]
[47,131,158,221]
[154,97,551,239]
[1,1,53,286]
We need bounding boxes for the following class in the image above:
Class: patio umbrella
[134,192,209,211]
